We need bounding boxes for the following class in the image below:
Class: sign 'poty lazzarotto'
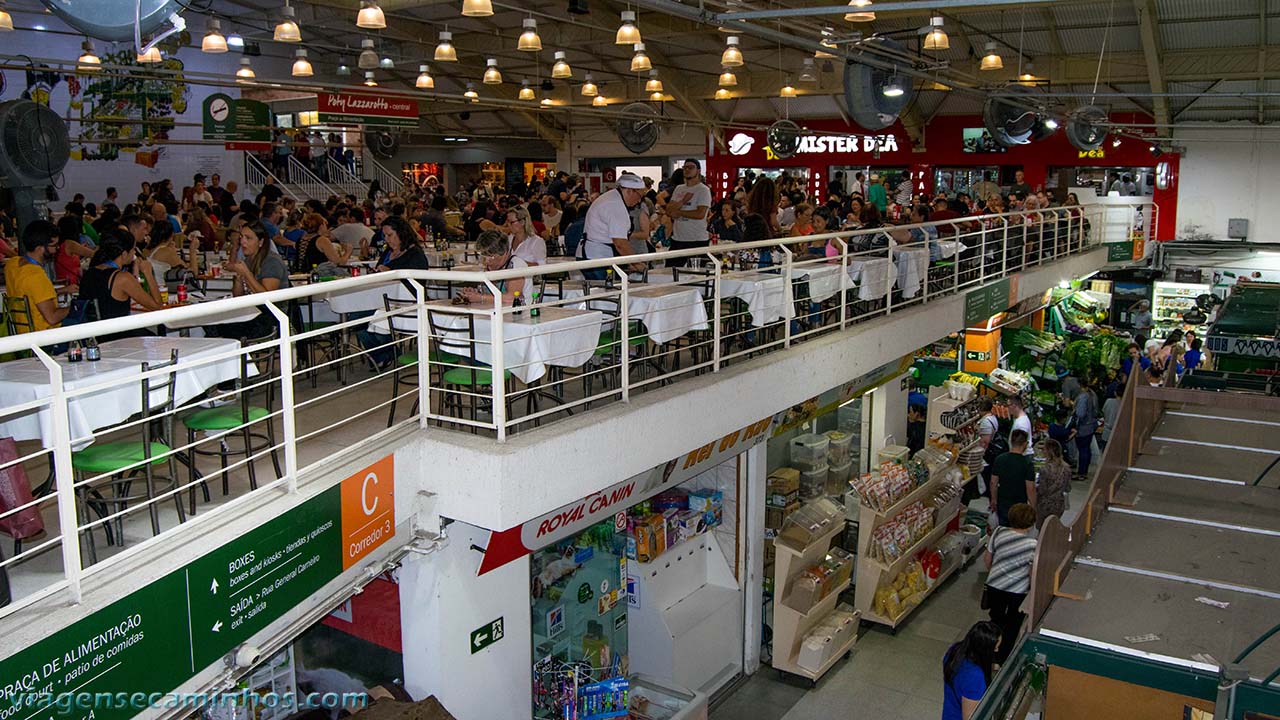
[317,92,420,128]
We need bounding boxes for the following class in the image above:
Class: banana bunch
[948,371,983,387]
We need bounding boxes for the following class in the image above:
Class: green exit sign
[471,618,505,654]
[965,350,989,361]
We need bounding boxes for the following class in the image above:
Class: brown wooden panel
[1045,665,1214,720]
[1135,385,1280,414]
[1028,516,1070,626]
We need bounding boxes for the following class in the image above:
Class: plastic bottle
[512,290,523,316]
[68,341,83,363]
[529,291,541,318]
[177,283,188,303]
[85,338,101,362]
[605,268,615,290]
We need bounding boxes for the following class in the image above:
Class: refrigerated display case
[1152,281,1210,340]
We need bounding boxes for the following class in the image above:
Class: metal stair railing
[365,156,407,196]
[243,153,300,202]
[324,155,370,197]
[286,155,341,201]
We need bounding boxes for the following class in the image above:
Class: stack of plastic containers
[791,433,830,500]
[824,430,855,494]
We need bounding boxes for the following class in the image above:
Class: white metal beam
[1133,0,1171,126]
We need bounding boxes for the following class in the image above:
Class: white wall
[400,520,533,720]
[1173,127,1280,242]
[868,375,910,456]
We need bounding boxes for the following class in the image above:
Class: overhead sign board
[0,456,395,720]
[317,92,419,128]
[964,277,1014,326]
[202,93,271,151]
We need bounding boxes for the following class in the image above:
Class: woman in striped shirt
[984,503,1038,664]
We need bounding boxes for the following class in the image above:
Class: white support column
[740,441,767,675]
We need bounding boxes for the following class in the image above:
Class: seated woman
[293,213,351,274]
[458,230,535,307]
[506,206,546,266]
[54,215,94,285]
[184,206,218,251]
[710,201,743,244]
[361,216,430,370]
[145,221,198,280]
[77,230,163,337]
[209,221,291,340]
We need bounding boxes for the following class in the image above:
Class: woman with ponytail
[77,230,163,335]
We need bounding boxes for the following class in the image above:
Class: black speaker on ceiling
[567,0,589,14]
[460,111,472,121]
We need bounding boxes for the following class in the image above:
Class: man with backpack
[972,397,1005,504]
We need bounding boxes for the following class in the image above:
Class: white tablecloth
[847,258,899,301]
[164,303,263,330]
[799,264,845,303]
[0,336,246,448]
[720,271,794,327]
[372,303,604,384]
[552,282,709,345]
[322,281,416,315]
[937,239,966,259]
[894,247,931,299]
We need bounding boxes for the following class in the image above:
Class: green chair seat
[442,366,512,386]
[185,405,271,431]
[72,442,172,474]
[397,352,419,366]
[428,349,462,364]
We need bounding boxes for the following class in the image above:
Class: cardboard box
[765,501,801,530]
[677,510,706,543]
[768,468,801,496]
[634,514,666,563]
[689,489,724,526]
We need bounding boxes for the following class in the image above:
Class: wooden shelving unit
[853,467,968,630]
[770,520,859,682]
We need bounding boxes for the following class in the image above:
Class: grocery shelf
[786,631,859,682]
[865,511,961,576]
[860,546,973,629]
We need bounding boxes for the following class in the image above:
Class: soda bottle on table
[605,268,615,290]
[177,282,188,303]
[68,341,83,363]
[530,291,541,319]
[85,338,101,362]
[512,290,523,316]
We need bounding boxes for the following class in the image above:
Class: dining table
[846,257,899,302]
[893,246,931,299]
[369,300,605,384]
[546,280,710,345]
[0,336,248,450]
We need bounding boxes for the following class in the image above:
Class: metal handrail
[0,201,1138,618]
[242,153,299,202]
[324,155,369,197]
[365,156,405,195]
[287,155,340,201]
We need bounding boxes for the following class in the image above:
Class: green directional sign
[964,277,1013,326]
[1107,241,1135,262]
[470,618,505,655]
[0,456,396,720]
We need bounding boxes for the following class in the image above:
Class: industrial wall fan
[0,99,70,234]
[841,38,915,131]
[616,102,660,154]
[365,129,400,160]
[1065,105,1109,151]
[42,0,186,44]
[767,120,802,159]
[982,85,1048,148]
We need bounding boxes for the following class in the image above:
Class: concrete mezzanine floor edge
[425,247,1111,533]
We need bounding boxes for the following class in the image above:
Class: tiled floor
[714,477,1095,720]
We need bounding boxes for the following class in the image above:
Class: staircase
[323,155,370,198]
[361,148,410,196]
[241,153,342,203]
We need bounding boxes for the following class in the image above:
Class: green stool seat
[397,353,419,366]
[594,329,648,355]
[428,349,462,364]
[72,442,172,474]
[442,366,512,386]
[185,406,271,432]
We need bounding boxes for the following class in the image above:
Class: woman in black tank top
[77,230,164,339]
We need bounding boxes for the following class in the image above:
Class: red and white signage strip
[317,91,419,120]
[477,416,776,576]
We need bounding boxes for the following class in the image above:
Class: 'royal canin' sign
[317,92,419,128]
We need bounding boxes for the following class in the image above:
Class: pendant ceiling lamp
[483,57,502,84]
[780,77,797,97]
[274,2,301,42]
[644,70,663,93]
[358,39,378,69]
[592,94,607,106]
[77,40,101,71]
[923,16,948,50]
[551,51,572,79]
[844,0,874,22]
[464,82,479,101]
[202,18,228,53]
[980,41,1003,70]
[462,0,494,17]
[615,10,640,45]
[0,2,12,32]
[364,71,378,86]
[235,57,255,79]
[714,88,731,100]
[435,30,458,61]
[799,57,818,83]
[581,73,598,96]
[291,49,313,76]
[137,46,162,63]
[518,18,542,51]
[357,1,386,29]
[337,58,351,75]
[718,68,737,87]
[630,43,651,72]
[416,64,434,88]
[519,80,535,100]
[721,36,743,67]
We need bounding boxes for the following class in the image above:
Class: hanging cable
[1090,0,1117,105]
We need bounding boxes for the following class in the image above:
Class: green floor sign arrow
[0,456,396,720]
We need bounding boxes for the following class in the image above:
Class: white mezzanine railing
[0,202,1150,618]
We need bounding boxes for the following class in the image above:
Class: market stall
[1204,281,1280,374]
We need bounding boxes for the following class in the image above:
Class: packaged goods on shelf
[634,514,667,563]
[912,446,954,476]
[778,497,845,549]
[868,502,934,564]
[930,484,963,527]
[629,490,723,563]
[824,430,854,465]
[652,489,689,513]
[796,609,858,673]
[785,548,854,613]
[790,433,831,470]
[689,488,724,527]
[827,459,854,495]
[849,461,918,512]
[943,379,976,402]
[766,501,801,530]
[988,368,1033,395]
[800,465,829,500]
[767,468,801,507]
[872,560,930,620]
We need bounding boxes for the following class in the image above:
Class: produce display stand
[770,520,859,684]
[851,468,967,630]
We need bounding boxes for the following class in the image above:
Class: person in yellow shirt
[3,219,77,334]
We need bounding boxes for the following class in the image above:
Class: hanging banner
[317,92,419,128]
[478,416,776,576]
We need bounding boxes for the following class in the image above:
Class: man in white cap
[579,171,647,280]
[664,158,712,267]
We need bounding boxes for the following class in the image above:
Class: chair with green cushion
[426,306,513,433]
[384,295,463,426]
[71,349,183,564]
[183,332,282,514]
[577,293,649,406]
